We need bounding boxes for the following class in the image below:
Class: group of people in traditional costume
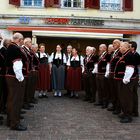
[0,32,140,132]
[82,40,140,124]
[0,33,40,131]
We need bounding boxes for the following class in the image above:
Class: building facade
[0,0,140,53]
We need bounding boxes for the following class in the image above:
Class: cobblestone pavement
[0,90,140,140]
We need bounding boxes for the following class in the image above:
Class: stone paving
[0,90,140,140]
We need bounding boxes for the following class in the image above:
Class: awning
[7,26,140,39]
[32,30,123,39]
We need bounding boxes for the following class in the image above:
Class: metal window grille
[62,0,84,8]
[22,0,43,7]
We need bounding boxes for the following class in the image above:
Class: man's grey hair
[67,45,72,49]
[32,43,38,48]
[86,46,96,52]
[24,37,32,44]
[13,32,23,40]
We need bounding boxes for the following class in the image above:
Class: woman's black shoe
[42,94,48,98]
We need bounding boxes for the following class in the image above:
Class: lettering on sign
[19,16,31,24]
[46,18,70,24]
[44,18,104,27]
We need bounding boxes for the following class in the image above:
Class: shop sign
[19,16,31,24]
[44,18,104,27]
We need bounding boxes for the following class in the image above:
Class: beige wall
[0,0,140,19]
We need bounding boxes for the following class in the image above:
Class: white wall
[0,29,13,39]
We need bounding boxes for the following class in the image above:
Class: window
[21,0,44,7]
[61,0,84,9]
[100,0,122,11]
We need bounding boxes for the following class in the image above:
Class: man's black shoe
[0,116,4,120]
[20,110,26,114]
[11,124,27,131]
[28,104,34,108]
[89,101,94,103]
[112,110,121,115]
[120,117,132,123]
[30,99,38,104]
[1,110,7,114]
[107,106,115,111]
[94,102,103,106]
[0,120,3,125]
[75,96,79,99]
[101,105,108,109]
[102,101,109,109]
[118,113,125,119]
[83,98,90,101]
[20,116,24,120]
[22,104,30,110]
[69,95,74,98]
[88,100,95,103]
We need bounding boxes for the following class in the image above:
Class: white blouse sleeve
[49,52,54,63]
[80,56,84,66]
[63,54,67,64]
[80,56,84,73]
[48,54,51,63]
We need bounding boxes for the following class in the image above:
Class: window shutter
[9,0,20,6]
[54,0,59,5]
[92,0,99,9]
[123,0,133,11]
[85,0,99,9]
[45,0,50,7]
[53,0,60,8]
[85,0,90,8]
[49,0,54,7]
[45,0,58,7]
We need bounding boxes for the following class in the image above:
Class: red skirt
[67,67,82,91]
[37,64,50,91]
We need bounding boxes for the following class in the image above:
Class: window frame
[100,0,123,12]
[20,0,45,8]
[61,0,85,9]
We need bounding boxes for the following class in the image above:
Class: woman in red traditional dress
[37,43,51,98]
[66,48,84,98]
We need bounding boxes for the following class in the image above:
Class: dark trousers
[117,79,136,117]
[24,71,37,104]
[0,76,3,112]
[109,74,121,111]
[83,73,96,101]
[24,72,33,104]
[0,76,8,113]
[29,70,38,101]
[96,74,107,103]
[104,77,111,103]
[6,76,25,128]
[133,76,139,115]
